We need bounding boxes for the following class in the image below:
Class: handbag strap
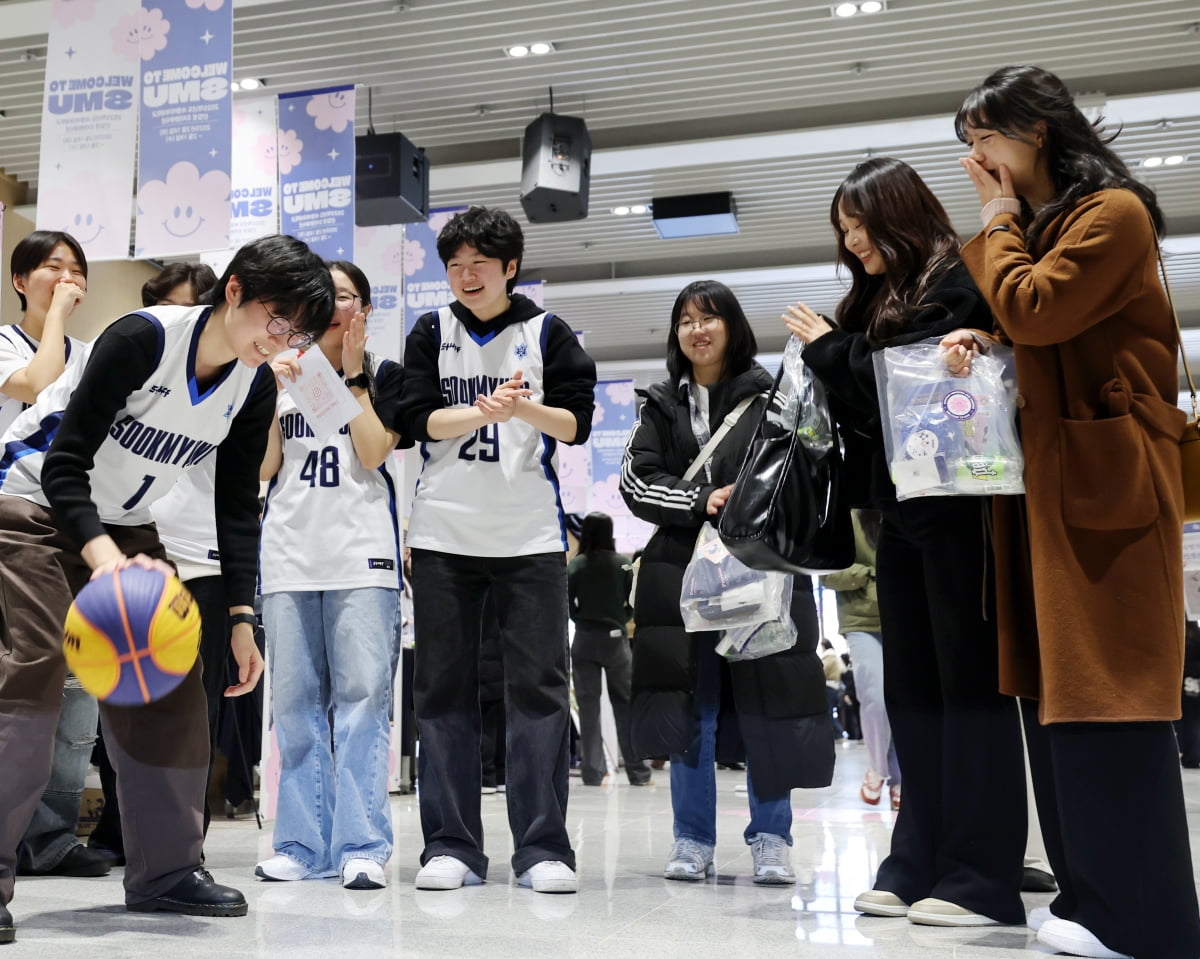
[1156,234,1197,421]
[682,394,756,482]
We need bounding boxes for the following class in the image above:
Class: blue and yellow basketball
[63,567,201,706]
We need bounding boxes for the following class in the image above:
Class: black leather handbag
[718,364,854,574]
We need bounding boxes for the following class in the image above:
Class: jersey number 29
[458,424,500,462]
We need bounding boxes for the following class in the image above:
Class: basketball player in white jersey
[0,234,333,945]
[255,260,405,891]
[399,207,596,894]
[1,231,114,882]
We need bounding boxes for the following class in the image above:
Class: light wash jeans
[17,674,97,872]
[670,635,793,847]
[844,631,901,786]
[264,588,398,873]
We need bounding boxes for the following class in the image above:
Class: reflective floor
[9,743,1200,957]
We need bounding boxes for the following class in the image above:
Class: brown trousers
[0,495,208,907]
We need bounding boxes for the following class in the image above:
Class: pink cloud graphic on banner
[112,7,171,63]
[384,241,405,275]
[37,172,128,250]
[251,132,279,176]
[53,0,99,27]
[427,210,458,235]
[306,91,354,133]
[591,474,627,514]
[276,129,304,175]
[185,0,225,9]
[402,239,425,277]
[605,381,637,407]
[138,161,232,253]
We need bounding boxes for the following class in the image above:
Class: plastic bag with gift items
[873,335,1024,501]
[680,523,793,632]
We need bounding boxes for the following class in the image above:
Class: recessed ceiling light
[239,77,263,90]
[832,0,887,16]
[630,204,648,215]
[506,44,529,57]
[529,41,555,55]
[860,0,883,11]
[1143,156,1165,167]
[613,206,631,216]
[833,2,857,16]
[1165,154,1185,165]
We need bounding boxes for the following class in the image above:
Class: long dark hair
[578,512,616,555]
[665,279,758,385]
[831,158,961,345]
[327,259,378,397]
[955,65,1164,254]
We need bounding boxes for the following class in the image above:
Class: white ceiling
[0,0,1198,369]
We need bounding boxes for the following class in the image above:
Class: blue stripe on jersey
[466,326,499,347]
[0,412,64,486]
[537,317,567,550]
[183,308,235,405]
[257,472,280,592]
[7,325,38,352]
[131,310,167,371]
[377,460,403,588]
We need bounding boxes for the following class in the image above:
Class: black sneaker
[127,867,248,917]
[0,902,13,944]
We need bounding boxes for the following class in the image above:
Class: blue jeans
[670,635,793,846]
[17,674,97,872]
[264,588,398,873]
[411,549,574,879]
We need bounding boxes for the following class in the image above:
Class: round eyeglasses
[264,311,315,350]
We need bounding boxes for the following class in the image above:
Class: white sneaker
[342,857,386,890]
[517,860,578,894]
[1028,905,1054,931]
[749,833,795,885]
[1037,918,1132,959]
[854,888,910,917]
[254,853,335,882]
[415,855,483,890]
[663,838,714,881]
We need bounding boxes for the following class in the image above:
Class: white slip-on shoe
[415,855,483,890]
[854,889,909,917]
[341,858,386,890]
[1037,918,1132,959]
[517,860,578,894]
[1028,905,1055,931]
[907,897,1002,926]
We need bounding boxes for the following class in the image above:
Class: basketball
[63,566,201,706]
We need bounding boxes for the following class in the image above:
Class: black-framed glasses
[334,292,362,311]
[261,302,315,349]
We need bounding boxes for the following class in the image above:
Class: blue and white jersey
[260,359,404,593]
[0,306,265,528]
[407,305,569,557]
[152,458,221,577]
[0,324,86,435]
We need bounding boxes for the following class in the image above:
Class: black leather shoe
[17,844,111,878]
[1021,865,1058,893]
[0,902,13,944]
[86,841,126,868]
[126,867,248,917]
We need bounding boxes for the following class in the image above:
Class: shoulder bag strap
[681,394,756,482]
[1155,233,1197,422]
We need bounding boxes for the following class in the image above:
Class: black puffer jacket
[619,364,834,798]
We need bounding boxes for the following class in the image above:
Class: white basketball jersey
[407,306,567,557]
[0,325,86,436]
[0,306,265,527]
[260,361,403,593]
[152,457,220,574]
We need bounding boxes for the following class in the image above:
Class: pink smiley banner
[133,0,233,258]
[36,0,142,261]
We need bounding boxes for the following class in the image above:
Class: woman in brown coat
[946,65,1200,959]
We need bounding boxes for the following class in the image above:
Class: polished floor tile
[7,745,1200,957]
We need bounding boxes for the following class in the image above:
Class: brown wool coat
[961,188,1186,723]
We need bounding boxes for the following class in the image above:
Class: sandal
[860,770,884,805]
[889,784,901,811]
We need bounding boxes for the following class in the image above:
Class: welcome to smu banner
[277,85,356,260]
[134,0,233,257]
[36,0,141,261]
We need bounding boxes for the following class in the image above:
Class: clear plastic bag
[873,337,1024,501]
[717,615,798,661]
[680,523,793,632]
[779,335,834,453]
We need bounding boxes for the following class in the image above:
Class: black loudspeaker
[519,113,591,223]
[355,132,429,226]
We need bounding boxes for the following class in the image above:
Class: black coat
[619,364,834,798]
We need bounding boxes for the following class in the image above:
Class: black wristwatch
[229,612,257,629]
[345,372,370,390]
